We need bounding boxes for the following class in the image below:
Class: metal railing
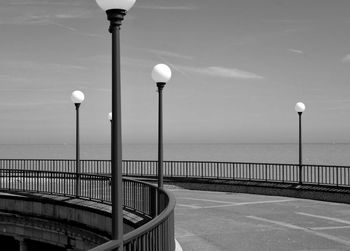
[0,159,111,173]
[122,160,350,187]
[1,159,350,187]
[0,168,175,251]
[0,159,349,250]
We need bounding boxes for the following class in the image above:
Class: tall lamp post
[295,102,306,185]
[71,90,85,197]
[152,64,172,189]
[96,0,136,246]
[108,112,112,152]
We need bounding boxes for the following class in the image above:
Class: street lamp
[295,102,305,185]
[71,90,85,197]
[96,0,136,246]
[152,64,172,189]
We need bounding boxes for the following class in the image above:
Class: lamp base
[106,9,126,32]
[157,82,166,91]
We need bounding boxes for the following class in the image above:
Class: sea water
[0,143,349,166]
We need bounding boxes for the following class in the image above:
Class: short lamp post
[295,102,305,185]
[96,0,136,246]
[71,90,85,197]
[152,64,172,189]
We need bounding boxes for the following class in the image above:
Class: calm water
[0,143,350,166]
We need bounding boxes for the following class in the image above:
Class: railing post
[150,186,157,217]
[170,161,174,178]
[217,163,219,179]
[248,164,252,181]
[186,162,189,178]
[50,172,53,194]
[232,163,235,181]
[141,161,144,177]
[336,167,339,187]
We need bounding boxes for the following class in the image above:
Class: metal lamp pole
[152,64,172,189]
[96,0,136,246]
[157,81,165,188]
[71,90,84,197]
[108,112,112,160]
[295,102,305,185]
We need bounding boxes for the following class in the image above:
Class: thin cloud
[136,5,198,10]
[0,3,92,25]
[0,100,69,108]
[0,60,86,72]
[288,49,304,54]
[179,66,264,80]
[342,54,350,63]
[8,0,87,7]
[147,49,193,60]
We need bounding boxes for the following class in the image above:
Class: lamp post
[96,0,136,246]
[71,90,85,197]
[295,102,305,185]
[152,64,172,189]
[108,112,112,153]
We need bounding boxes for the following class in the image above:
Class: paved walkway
[170,186,350,251]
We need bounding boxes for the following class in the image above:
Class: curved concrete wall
[0,194,133,250]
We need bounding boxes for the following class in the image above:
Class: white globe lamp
[295,102,305,113]
[71,90,85,104]
[96,0,136,11]
[152,64,172,83]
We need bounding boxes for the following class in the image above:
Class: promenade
[171,186,350,251]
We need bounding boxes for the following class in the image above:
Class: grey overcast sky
[1,0,350,144]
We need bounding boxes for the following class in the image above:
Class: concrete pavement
[170,186,350,251]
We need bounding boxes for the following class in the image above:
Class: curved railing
[0,168,175,251]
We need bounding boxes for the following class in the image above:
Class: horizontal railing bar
[0,159,349,169]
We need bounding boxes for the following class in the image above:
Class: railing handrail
[1,158,350,169]
[124,184,175,241]
[88,183,176,251]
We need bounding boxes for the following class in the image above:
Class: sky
[1,0,350,145]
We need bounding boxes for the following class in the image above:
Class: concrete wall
[0,194,133,251]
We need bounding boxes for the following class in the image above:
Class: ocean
[0,143,349,166]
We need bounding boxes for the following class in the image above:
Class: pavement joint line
[247,215,350,247]
[310,226,350,230]
[169,189,227,194]
[175,227,197,239]
[175,234,196,239]
[200,199,296,209]
[177,198,296,209]
[178,197,241,204]
[296,212,350,225]
[176,203,201,209]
